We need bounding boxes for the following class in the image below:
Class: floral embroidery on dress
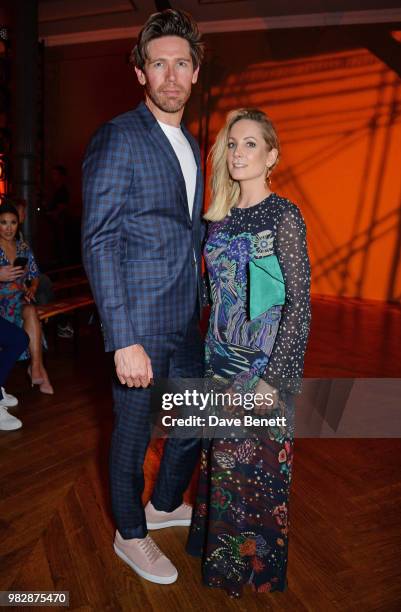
[187,194,311,597]
[0,240,40,361]
[254,229,274,258]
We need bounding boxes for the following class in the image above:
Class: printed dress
[187,193,311,597]
[0,240,40,360]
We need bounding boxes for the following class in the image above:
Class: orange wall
[44,28,401,302]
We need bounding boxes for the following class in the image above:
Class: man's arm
[82,122,153,387]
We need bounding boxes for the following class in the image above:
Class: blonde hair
[204,108,280,222]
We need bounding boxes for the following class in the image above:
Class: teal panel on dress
[249,254,285,319]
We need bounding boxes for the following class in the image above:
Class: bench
[45,264,84,280]
[37,294,95,353]
[51,276,89,293]
[37,295,94,321]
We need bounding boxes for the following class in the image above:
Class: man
[82,10,204,585]
[48,165,70,214]
[46,165,70,266]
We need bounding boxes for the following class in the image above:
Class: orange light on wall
[0,153,6,203]
[0,27,9,204]
[187,47,401,302]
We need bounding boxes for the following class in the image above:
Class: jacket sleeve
[261,205,311,393]
[81,122,138,352]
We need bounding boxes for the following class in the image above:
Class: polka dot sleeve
[261,204,311,393]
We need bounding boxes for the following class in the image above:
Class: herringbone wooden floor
[1,297,401,611]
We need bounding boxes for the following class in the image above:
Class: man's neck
[145,95,183,128]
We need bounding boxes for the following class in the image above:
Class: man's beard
[146,84,190,114]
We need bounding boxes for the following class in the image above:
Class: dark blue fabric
[0,316,29,399]
[82,102,205,538]
[110,316,204,538]
[82,101,205,352]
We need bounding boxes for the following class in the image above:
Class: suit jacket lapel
[138,102,202,223]
[149,122,189,205]
[181,123,203,223]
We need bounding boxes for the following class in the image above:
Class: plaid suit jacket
[82,102,205,352]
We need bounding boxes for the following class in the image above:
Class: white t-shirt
[158,121,197,219]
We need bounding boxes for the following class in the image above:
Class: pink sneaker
[145,500,193,530]
[113,531,178,584]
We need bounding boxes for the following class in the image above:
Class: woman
[187,109,311,597]
[0,203,54,394]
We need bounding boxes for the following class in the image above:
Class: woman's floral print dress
[187,193,311,597]
[0,240,40,360]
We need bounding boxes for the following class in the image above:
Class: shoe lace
[138,536,163,563]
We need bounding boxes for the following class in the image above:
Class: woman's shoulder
[270,194,306,229]
[206,216,229,234]
[270,193,302,216]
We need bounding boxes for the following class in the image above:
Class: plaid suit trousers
[110,315,204,539]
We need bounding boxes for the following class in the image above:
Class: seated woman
[0,202,54,394]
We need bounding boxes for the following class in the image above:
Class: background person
[0,203,54,395]
[0,316,29,431]
[8,196,55,306]
[46,164,70,265]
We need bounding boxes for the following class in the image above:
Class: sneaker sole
[147,519,191,530]
[113,543,178,584]
[0,421,22,431]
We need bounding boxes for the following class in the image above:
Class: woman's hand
[253,378,279,415]
[0,265,25,282]
[222,379,279,416]
[24,285,37,303]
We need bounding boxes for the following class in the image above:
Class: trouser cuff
[117,524,148,540]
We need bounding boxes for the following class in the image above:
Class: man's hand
[0,265,24,282]
[114,344,153,388]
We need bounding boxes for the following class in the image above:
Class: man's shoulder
[87,104,150,150]
[105,104,148,133]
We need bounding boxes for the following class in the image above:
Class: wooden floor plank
[1,297,401,610]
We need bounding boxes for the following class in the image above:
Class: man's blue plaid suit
[82,101,204,538]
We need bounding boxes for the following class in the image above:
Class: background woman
[187,109,311,597]
[0,203,53,394]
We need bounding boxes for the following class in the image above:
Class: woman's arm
[23,244,40,302]
[261,204,311,394]
[25,277,39,302]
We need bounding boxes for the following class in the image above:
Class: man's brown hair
[131,9,204,70]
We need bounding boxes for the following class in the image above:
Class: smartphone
[13,256,28,268]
